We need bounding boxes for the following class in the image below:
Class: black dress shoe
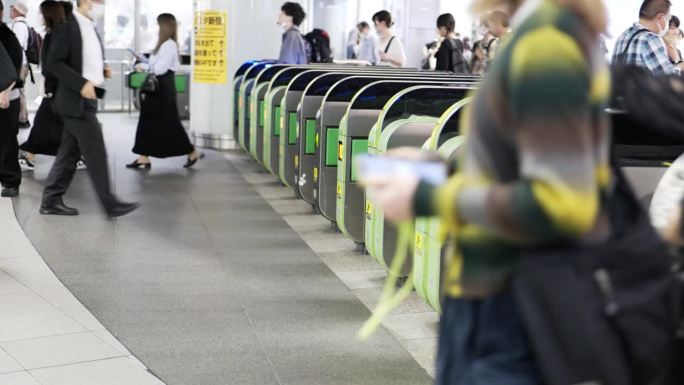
[40,202,79,216]
[107,202,140,218]
[1,187,18,198]
[126,160,151,169]
[183,153,205,169]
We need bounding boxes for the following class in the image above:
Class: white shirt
[10,16,28,66]
[74,9,105,86]
[377,34,407,68]
[147,39,180,75]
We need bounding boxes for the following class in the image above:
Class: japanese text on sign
[193,11,228,84]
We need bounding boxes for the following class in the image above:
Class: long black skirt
[20,97,63,156]
[132,71,193,158]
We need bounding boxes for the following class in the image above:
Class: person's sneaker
[76,158,87,170]
[19,155,35,172]
[1,187,19,198]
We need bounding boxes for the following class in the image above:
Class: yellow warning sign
[193,11,228,84]
[313,167,318,182]
[416,234,423,249]
[336,183,342,196]
[294,155,299,167]
[366,201,372,214]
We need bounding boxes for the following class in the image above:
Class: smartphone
[357,154,447,185]
[95,87,106,99]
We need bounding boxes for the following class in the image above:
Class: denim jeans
[435,292,540,385]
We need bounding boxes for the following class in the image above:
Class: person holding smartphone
[41,0,138,218]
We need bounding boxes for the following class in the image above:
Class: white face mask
[90,4,105,20]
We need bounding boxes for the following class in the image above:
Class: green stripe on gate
[305,119,316,155]
[274,106,282,136]
[325,127,339,166]
[288,112,297,145]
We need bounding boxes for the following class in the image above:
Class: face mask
[90,4,105,20]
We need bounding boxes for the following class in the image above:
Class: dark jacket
[435,38,468,74]
[0,23,23,90]
[45,10,104,117]
[0,43,16,90]
[42,33,57,95]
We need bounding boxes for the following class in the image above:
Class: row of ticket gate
[232,60,684,313]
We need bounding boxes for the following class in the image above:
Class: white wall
[191,0,311,138]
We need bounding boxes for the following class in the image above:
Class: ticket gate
[233,61,267,143]
[237,61,275,151]
[316,75,479,223]
[336,80,478,246]
[278,67,430,189]
[364,87,471,276]
[413,100,471,313]
[248,64,290,163]
[298,73,480,208]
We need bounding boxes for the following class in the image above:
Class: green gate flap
[274,106,282,136]
[305,119,316,155]
[325,127,339,167]
[258,100,265,127]
[350,139,368,182]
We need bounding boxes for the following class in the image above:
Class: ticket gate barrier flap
[262,88,286,174]
[249,82,271,163]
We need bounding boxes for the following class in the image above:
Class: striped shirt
[414,0,612,298]
[612,23,677,75]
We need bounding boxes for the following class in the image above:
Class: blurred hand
[361,173,420,223]
[134,63,146,72]
[80,81,97,100]
[104,65,113,79]
[379,52,389,62]
[0,82,14,110]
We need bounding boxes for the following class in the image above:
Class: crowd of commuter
[1,0,684,383]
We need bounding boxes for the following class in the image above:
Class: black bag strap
[384,36,396,54]
[617,28,650,64]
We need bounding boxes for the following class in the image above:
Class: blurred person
[362,0,613,383]
[0,0,23,198]
[483,10,511,69]
[277,2,308,64]
[19,1,86,172]
[346,26,358,59]
[106,14,133,48]
[612,0,684,74]
[666,15,683,64]
[434,13,469,74]
[41,0,139,218]
[462,37,473,62]
[469,40,486,75]
[355,21,377,64]
[9,0,30,129]
[127,13,202,170]
[373,10,406,68]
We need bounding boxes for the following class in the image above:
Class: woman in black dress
[127,13,201,169]
[19,1,85,172]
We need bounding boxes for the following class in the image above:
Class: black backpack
[15,21,42,65]
[304,29,333,64]
[445,38,469,74]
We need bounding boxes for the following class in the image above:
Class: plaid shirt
[612,23,677,75]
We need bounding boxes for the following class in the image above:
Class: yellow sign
[337,183,342,196]
[193,11,228,84]
[313,167,318,182]
[294,155,299,167]
[365,201,372,214]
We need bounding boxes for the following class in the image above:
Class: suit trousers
[42,99,118,211]
[0,98,21,189]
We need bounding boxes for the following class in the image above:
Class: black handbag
[512,167,680,385]
[140,73,158,94]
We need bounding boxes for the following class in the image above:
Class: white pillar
[190,0,310,149]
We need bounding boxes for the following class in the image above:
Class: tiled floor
[10,113,434,385]
[0,196,165,384]
[229,152,440,378]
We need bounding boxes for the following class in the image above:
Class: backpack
[14,21,42,65]
[445,38,469,74]
[304,29,333,64]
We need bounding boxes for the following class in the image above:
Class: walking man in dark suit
[41,0,139,217]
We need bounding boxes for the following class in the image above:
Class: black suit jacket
[0,24,22,90]
[45,12,104,117]
[0,43,16,91]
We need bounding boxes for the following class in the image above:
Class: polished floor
[7,113,436,385]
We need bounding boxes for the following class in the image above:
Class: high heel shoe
[126,159,151,169]
[183,153,205,169]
